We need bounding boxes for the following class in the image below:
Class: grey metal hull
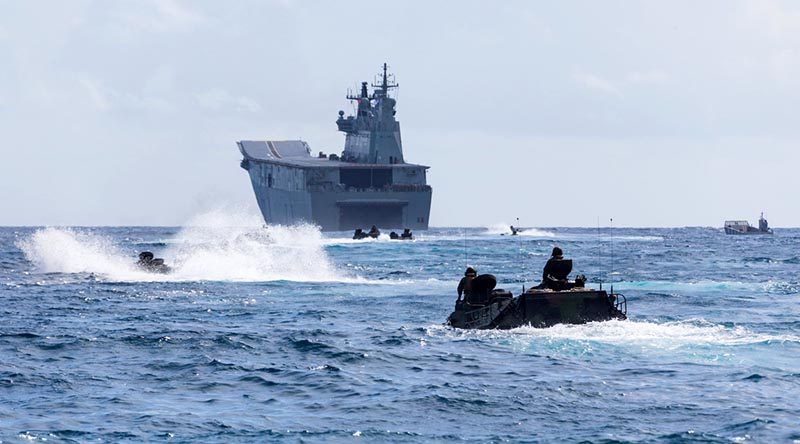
[245,161,432,231]
[447,289,627,330]
[724,229,773,235]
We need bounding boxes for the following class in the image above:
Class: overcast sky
[1,0,799,227]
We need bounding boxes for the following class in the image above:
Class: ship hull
[724,228,773,235]
[245,160,432,231]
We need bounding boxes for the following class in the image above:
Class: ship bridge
[336,63,404,165]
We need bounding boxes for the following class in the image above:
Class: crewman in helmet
[540,246,570,290]
[137,251,155,267]
[457,266,477,301]
[368,225,380,238]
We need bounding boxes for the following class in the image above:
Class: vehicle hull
[447,289,626,329]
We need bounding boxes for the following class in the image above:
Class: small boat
[446,273,626,329]
[136,251,171,274]
[500,225,523,236]
[353,226,381,239]
[724,213,773,235]
[389,228,414,240]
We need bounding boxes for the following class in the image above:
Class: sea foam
[19,210,365,283]
[429,319,799,350]
[485,222,555,238]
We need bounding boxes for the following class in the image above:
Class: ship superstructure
[238,64,432,231]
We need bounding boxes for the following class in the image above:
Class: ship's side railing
[611,293,627,316]
[307,184,433,192]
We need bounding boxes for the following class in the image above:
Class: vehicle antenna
[597,216,602,291]
[464,227,468,268]
[610,217,614,295]
[517,217,525,293]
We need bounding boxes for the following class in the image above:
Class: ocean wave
[17,210,375,284]
[518,229,558,238]
[611,279,800,294]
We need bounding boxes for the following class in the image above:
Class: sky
[1,0,799,227]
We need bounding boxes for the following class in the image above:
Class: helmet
[551,247,563,258]
[465,267,477,276]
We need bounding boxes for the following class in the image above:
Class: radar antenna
[371,63,399,97]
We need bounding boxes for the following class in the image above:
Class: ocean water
[2,212,799,443]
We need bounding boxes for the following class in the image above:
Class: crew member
[540,247,568,289]
[368,225,380,238]
[137,251,154,267]
[457,267,477,301]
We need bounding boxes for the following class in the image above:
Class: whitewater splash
[430,319,799,351]
[505,319,799,347]
[19,210,363,283]
[18,228,135,277]
[321,233,399,245]
[485,222,555,238]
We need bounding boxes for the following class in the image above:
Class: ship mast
[372,63,398,97]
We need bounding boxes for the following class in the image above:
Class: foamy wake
[485,222,555,238]
[321,233,409,245]
[430,319,799,348]
[507,319,798,347]
[518,228,557,238]
[19,210,367,283]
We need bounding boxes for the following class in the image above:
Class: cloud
[740,0,800,42]
[736,1,800,85]
[572,71,620,95]
[77,76,111,111]
[625,70,669,85]
[195,89,262,113]
[768,47,800,85]
[114,0,209,34]
[70,74,174,113]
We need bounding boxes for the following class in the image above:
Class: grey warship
[237,64,432,231]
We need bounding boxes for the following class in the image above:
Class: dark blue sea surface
[2,218,799,442]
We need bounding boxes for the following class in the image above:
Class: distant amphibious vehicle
[136,252,171,274]
[237,64,432,232]
[724,213,773,235]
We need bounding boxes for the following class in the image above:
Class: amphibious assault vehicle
[447,261,626,329]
